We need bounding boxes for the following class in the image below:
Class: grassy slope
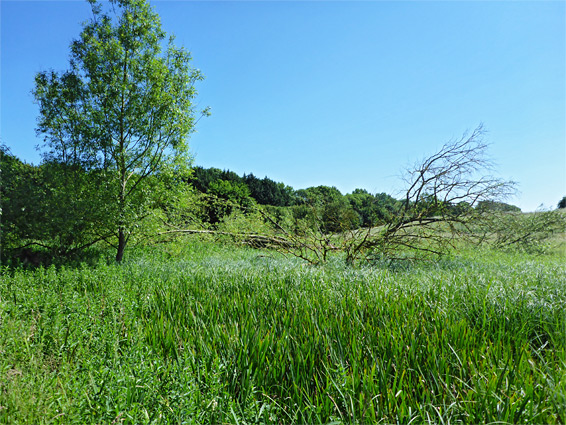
[0,241,564,424]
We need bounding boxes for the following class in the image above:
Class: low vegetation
[1,0,565,422]
[1,242,565,424]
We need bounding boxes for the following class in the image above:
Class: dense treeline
[189,165,404,230]
[1,147,118,264]
[0,148,403,264]
[190,166,294,207]
[5,145,552,267]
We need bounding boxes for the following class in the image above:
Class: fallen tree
[261,125,518,264]
[155,228,294,249]
[160,125,558,265]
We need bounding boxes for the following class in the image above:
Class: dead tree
[160,125,518,265]
[279,125,517,264]
[363,124,517,261]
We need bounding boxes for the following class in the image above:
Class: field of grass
[0,241,565,424]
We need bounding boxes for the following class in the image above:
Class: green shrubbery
[5,143,563,268]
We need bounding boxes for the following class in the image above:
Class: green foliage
[558,196,566,209]
[216,209,272,239]
[346,190,401,227]
[296,185,344,206]
[187,168,408,237]
[0,244,564,423]
[205,180,255,224]
[208,179,252,206]
[243,173,295,207]
[0,148,44,253]
[190,167,295,207]
[477,200,522,213]
[190,167,242,193]
[293,186,359,233]
[262,205,293,229]
[33,0,204,261]
[0,147,112,265]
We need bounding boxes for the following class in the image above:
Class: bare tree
[364,124,517,260]
[160,125,520,265]
[265,125,517,264]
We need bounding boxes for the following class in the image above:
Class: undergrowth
[0,241,564,423]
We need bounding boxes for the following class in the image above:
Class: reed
[0,242,564,423]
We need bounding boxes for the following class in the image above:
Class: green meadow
[2,0,564,423]
[1,241,564,424]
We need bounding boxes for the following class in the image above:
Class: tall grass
[0,241,564,423]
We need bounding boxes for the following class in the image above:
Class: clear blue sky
[1,0,564,211]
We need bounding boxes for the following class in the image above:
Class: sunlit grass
[0,241,564,423]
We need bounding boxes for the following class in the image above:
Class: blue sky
[1,0,564,211]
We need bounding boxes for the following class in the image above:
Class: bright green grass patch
[1,241,564,424]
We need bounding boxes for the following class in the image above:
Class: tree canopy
[33,0,206,261]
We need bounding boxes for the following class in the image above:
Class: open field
[1,241,565,424]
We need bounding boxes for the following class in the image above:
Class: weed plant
[0,241,564,423]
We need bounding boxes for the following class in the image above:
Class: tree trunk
[115,227,126,262]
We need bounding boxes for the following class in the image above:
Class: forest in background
[1,0,561,268]
[5,144,550,268]
[1,0,565,422]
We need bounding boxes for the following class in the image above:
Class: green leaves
[0,243,564,423]
[138,246,566,423]
[33,0,206,261]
